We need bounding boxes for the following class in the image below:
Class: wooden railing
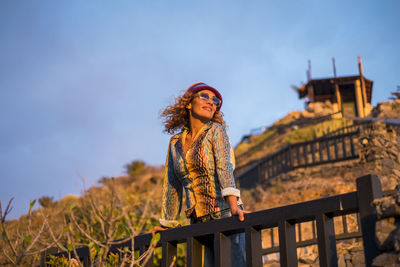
[237,118,400,189]
[237,130,360,189]
[237,111,342,163]
[353,117,400,134]
[42,174,384,267]
[323,120,371,137]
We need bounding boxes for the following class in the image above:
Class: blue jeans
[202,232,246,267]
[191,208,246,267]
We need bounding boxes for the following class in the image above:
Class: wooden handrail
[42,175,383,267]
[237,118,398,188]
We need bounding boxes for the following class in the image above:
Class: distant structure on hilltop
[297,57,373,118]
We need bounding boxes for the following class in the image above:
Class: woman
[152,82,249,266]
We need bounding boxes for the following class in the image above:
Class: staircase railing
[236,118,399,189]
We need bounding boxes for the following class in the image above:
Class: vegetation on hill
[1,97,399,266]
[0,162,170,266]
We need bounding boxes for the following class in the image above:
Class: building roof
[298,75,373,103]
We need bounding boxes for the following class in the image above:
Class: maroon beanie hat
[186,82,223,110]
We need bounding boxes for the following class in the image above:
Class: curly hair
[160,90,225,134]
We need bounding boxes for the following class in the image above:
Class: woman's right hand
[151,225,167,236]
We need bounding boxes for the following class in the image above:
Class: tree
[124,160,146,177]
[46,178,158,266]
[97,176,113,185]
[0,164,165,266]
[0,199,62,266]
[38,196,54,208]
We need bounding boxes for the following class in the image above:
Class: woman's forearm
[225,195,239,213]
[226,195,249,221]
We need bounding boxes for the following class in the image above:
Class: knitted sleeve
[159,140,183,228]
[212,124,240,198]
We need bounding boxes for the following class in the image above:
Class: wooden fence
[323,120,371,137]
[354,117,400,134]
[237,111,342,163]
[42,174,384,267]
[237,130,360,189]
[237,118,400,189]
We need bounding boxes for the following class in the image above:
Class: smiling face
[187,89,218,122]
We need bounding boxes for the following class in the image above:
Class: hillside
[234,101,352,175]
[238,100,400,266]
[240,100,400,211]
[0,99,399,266]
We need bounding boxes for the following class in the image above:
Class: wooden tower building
[297,57,373,118]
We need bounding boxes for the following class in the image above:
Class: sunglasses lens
[199,92,210,101]
[212,97,221,107]
[197,92,221,107]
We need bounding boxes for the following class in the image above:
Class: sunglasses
[193,92,221,107]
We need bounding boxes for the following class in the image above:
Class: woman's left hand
[151,226,167,236]
[231,208,251,221]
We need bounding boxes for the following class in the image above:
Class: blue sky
[1,0,399,217]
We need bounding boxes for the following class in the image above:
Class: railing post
[257,164,262,184]
[214,232,231,267]
[267,158,272,178]
[161,242,177,267]
[297,223,302,242]
[82,248,90,267]
[140,246,155,267]
[342,136,347,158]
[350,135,355,157]
[333,138,339,160]
[296,145,300,166]
[342,215,348,234]
[303,144,308,165]
[40,247,58,267]
[283,150,286,172]
[316,213,338,267]
[72,246,90,267]
[326,139,331,161]
[245,227,262,267]
[288,144,293,170]
[278,220,298,267]
[356,174,383,267]
[312,220,316,239]
[311,142,316,164]
[270,228,275,248]
[276,153,280,175]
[319,140,324,163]
[187,237,202,267]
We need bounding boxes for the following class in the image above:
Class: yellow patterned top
[159,121,241,228]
